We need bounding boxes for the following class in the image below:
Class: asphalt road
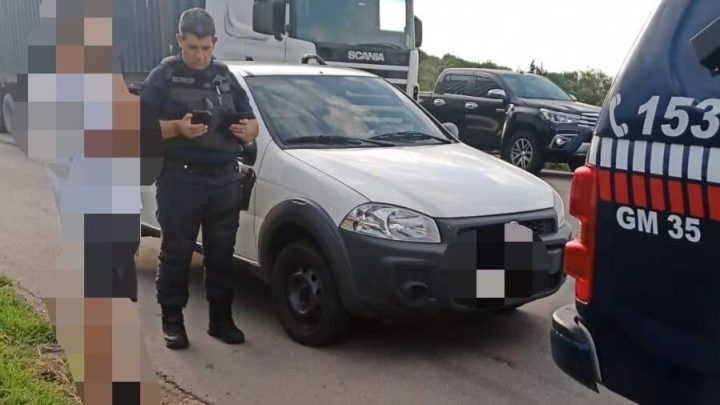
[0,132,631,405]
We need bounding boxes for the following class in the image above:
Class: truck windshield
[292,0,415,50]
[245,75,451,147]
[499,74,573,101]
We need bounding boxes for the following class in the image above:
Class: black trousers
[155,163,243,308]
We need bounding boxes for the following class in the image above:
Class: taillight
[564,165,598,303]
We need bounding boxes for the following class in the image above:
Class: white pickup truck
[140,62,572,346]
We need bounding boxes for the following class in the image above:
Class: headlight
[540,108,584,125]
[553,191,566,229]
[340,204,441,243]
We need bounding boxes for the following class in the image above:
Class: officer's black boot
[161,306,189,349]
[207,300,245,344]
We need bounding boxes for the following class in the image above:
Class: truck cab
[551,1,720,403]
[209,0,423,98]
[419,68,601,174]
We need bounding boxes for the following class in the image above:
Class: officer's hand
[178,113,208,139]
[230,119,259,144]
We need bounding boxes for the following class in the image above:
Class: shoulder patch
[161,55,183,66]
[212,59,229,69]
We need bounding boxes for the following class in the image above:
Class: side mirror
[253,0,287,39]
[692,16,720,75]
[570,94,578,101]
[414,16,423,48]
[487,89,506,100]
[442,122,459,137]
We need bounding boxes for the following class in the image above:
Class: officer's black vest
[159,55,240,154]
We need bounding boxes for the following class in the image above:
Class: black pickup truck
[418,68,601,174]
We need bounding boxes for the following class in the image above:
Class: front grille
[578,112,599,129]
[518,218,557,236]
[459,218,557,240]
[326,61,409,90]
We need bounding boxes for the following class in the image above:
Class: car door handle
[465,102,479,110]
[434,99,446,106]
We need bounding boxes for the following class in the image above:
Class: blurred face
[177,33,216,70]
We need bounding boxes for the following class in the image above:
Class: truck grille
[578,112,599,129]
[325,62,409,91]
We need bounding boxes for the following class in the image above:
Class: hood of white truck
[286,143,555,219]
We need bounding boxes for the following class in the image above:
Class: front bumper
[544,125,594,160]
[550,304,601,392]
[336,208,572,318]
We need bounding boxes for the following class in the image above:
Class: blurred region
[5,0,161,403]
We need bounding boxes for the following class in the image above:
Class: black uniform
[141,55,255,309]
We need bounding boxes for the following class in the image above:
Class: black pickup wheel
[502,131,544,174]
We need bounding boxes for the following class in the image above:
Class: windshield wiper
[351,42,403,50]
[285,135,395,147]
[370,131,452,144]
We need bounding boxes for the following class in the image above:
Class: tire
[502,131,544,174]
[567,158,585,172]
[2,93,13,134]
[270,241,351,347]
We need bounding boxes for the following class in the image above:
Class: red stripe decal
[668,180,685,215]
[650,178,666,211]
[632,175,648,208]
[598,170,612,202]
[687,183,705,219]
[614,172,629,205]
[709,186,720,221]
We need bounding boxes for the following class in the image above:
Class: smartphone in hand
[224,112,254,130]
[191,110,212,125]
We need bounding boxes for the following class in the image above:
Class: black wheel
[567,158,585,172]
[271,241,351,346]
[502,131,544,174]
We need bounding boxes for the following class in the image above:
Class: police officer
[140,8,259,349]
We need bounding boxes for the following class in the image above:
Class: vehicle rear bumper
[551,304,601,392]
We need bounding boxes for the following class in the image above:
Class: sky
[414,0,663,76]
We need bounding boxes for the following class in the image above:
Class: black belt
[164,159,239,177]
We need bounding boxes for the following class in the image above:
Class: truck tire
[2,93,14,134]
[270,240,351,347]
[502,131,544,174]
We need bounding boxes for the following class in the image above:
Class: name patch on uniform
[171,76,195,84]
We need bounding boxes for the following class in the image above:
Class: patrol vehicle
[551,1,720,403]
[140,63,573,346]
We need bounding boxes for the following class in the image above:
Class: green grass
[544,162,572,172]
[0,275,80,405]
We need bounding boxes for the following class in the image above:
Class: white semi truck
[0,0,423,134]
